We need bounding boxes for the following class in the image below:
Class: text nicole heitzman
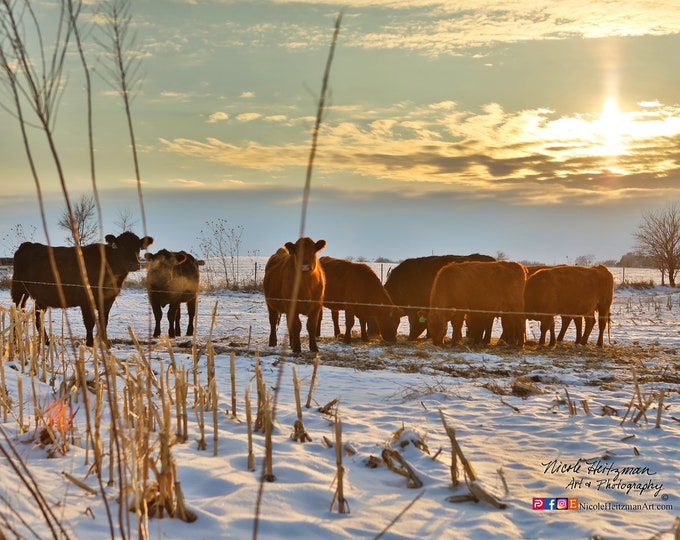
[541,458,665,498]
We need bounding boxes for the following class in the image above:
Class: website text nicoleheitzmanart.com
[579,502,674,512]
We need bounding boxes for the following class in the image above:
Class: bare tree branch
[634,203,680,286]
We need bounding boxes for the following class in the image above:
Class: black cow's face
[106,232,154,272]
[285,237,326,273]
[146,249,198,275]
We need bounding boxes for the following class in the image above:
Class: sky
[2,1,680,263]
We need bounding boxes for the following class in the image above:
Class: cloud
[207,112,230,123]
[159,100,680,206]
[160,91,191,100]
[236,113,263,122]
[218,2,680,57]
[169,178,206,188]
[240,91,255,99]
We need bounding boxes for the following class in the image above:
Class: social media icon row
[532,497,579,510]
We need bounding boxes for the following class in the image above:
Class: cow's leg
[537,317,547,345]
[366,318,380,338]
[288,313,302,353]
[547,317,556,347]
[343,310,355,344]
[81,304,97,347]
[450,313,465,345]
[99,300,117,346]
[331,310,341,337]
[482,315,494,344]
[596,312,608,347]
[556,316,571,342]
[173,304,182,337]
[167,303,179,338]
[267,307,279,347]
[185,297,196,336]
[359,316,369,341]
[466,314,482,344]
[581,315,596,345]
[408,312,426,340]
[573,317,583,344]
[306,310,320,352]
[316,310,323,338]
[498,315,524,345]
[151,302,163,338]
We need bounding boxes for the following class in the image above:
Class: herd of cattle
[8,233,615,353]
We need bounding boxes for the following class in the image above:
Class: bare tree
[574,254,595,266]
[58,194,99,245]
[634,204,680,287]
[114,208,139,232]
[197,219,244,288]
[1,224,37,256]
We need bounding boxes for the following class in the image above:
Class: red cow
[384,254,496,340]
[526,264,582,343]
[145,249,202,338]
[319,256,401,343]
[263,237,326,353]
[524,265,614,347]
[427,261,527,346]
[11,232,153,346]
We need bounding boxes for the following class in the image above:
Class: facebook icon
[546,498,557,510]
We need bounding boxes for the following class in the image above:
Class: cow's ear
[141,236,154,249]
[105,234,117,247]
[284,241,296,254]
[314,239,327,253]
[144,253,153,261]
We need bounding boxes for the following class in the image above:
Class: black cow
[11,232,153,346]
[145,249,201,338]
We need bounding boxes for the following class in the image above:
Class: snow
[0,272,678,540]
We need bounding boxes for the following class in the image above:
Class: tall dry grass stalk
[291,366,311,443]
[330,416,348,514]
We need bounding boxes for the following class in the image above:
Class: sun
[597,97,627,155]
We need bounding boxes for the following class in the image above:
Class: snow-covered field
[0,268,678,540]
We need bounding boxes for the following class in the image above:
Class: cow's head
[284,237,326,273]
[420,309,447,346]
[106,232,154,272]
[378,306,404,342]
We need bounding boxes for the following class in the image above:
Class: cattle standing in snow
[11,232,153,346]
[319,256,401,343]
[525,265,582,344]
[384,254,496,340]
[427,260,527,346]
[145,249,201,338]
[524,264,614,347]
[263,237,326,353]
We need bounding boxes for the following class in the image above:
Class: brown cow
[11,232,153,346]
[524,265,614,347]
[526,264,582,343]
[319,256,401,343]
[263,237,326,353]
[384,253,496,340]
[145,249,201,338]
[427,260,527,346]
